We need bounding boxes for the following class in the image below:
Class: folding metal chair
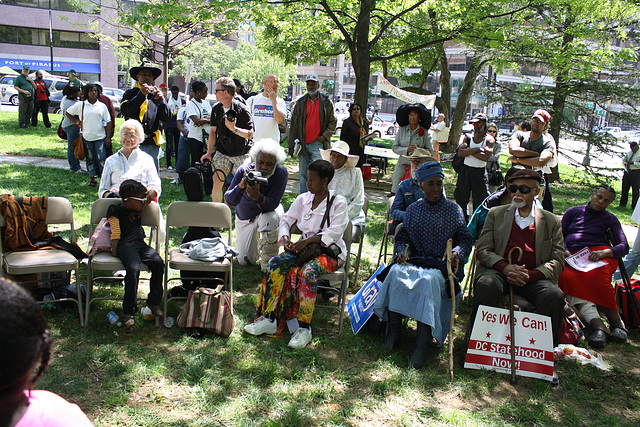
[85,198,162,326]
[163,201,233,317]
[0,197,83,325]
[377,195,395,267]
[351,195,368,286]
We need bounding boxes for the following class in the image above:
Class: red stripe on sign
[465,354,554,376]
[468,340,553,362]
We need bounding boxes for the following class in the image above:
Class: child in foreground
[108,179,164,327]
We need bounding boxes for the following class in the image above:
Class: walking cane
[508,246,523,385]
[606,229,640,327]
[444,238,457,380]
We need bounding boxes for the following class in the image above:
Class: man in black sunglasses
[469,169,565,356]
[508,109,556,212]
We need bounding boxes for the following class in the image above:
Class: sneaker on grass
[244,315,277,336]
[288,327,312,349]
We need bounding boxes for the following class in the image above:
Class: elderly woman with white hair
[224,138,289,270]
[320,140,365,240]
[99,119,162,202]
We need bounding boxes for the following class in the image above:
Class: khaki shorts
[212,151,249,176]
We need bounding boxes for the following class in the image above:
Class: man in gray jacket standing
[288,73,337,193]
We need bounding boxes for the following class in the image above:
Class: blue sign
[347,263,386,334]
[0,58,100,74]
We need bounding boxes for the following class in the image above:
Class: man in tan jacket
[469,169,565,347]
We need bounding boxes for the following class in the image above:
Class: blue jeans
[176,134,190,174]
[84,137,105,178]
[139,144,160,171]
[298,140,323,193]
[615,227,640,280]
[64,124,81,171]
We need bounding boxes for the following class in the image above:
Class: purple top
[224,162,288,221]
[561,204,629,258]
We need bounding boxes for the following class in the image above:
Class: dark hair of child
[119,179,147,200]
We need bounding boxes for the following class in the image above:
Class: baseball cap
[532,109,551,123]
[68,69,76,74]
[159,83,168,89]
[22,65,29,70]
[469,113,488,123]
[305,73,319,82]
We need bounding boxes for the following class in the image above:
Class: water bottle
[107,311,122,327]
[141,306,154,320]
[164,316,175,329]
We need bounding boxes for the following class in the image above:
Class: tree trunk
[352,0,373,109]
[446,57,486,152]
[547,19,574,183]
[437,43,451,123]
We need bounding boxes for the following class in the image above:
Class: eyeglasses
[487,129,497,134]
[508,184,536,194]
[125,196,147,202]
[121,133,139,140]
[409,114,419,118]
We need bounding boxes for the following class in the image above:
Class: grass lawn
[1,111,639,426]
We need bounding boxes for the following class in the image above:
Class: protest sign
[347,263,385,334]
[464,305,554,381]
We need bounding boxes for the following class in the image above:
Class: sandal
[87,181,97,188]
[588,329,609,348]
[123,315,135,328]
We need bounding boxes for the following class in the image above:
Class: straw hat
[320,140,359,168]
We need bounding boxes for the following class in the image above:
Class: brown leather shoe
[148,304,164,318]
[123,315,135,328]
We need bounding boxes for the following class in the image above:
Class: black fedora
[395,103,431,128]
[129,62,162,81]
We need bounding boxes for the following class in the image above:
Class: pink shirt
[16,390,93,427]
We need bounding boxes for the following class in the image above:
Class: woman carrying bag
[65,83,111,187]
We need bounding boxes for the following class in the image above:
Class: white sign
[375,76,436,109]
[465,305,554,381]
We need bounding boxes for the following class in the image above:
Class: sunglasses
[508,184,536,194]
[487,129,497,133]
[215,89,226,93]
[125,196,147,202]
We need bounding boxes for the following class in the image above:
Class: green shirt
[14,74,34,96]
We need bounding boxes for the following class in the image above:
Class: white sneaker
[244,316,277,336]
[167,166,174,171]
[288,327,312,349]
[170,178,182,185]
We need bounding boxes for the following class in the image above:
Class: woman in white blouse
[244,159,348,349]
[65,83,111,188]
[99,119,161,202]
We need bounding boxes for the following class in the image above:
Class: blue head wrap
[415,161,444,182]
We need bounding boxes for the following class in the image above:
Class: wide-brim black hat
[129,62,162,81]
[396,103,431,128]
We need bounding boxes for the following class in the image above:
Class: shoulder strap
[190,99,202,118]
[318,194,336,232]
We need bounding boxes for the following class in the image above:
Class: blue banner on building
[0,58,100,74]
[347,263,386,334]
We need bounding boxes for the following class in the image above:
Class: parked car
[1,74,68,105]
[335,114,397,138]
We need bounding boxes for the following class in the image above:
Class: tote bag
[176,287,235,337]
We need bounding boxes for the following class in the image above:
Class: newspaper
[565,247,607,272]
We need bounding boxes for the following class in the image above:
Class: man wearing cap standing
[620,141,640,209]
[288,73,337,193]
[455,112,495,221]
[469,169,565,353]
[121,62,171,170]
[508,108,557,212]
[67,69,82,90]
[13,65,35,129]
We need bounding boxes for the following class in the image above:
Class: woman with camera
[99,119,161,202]
[244,159,348,349]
